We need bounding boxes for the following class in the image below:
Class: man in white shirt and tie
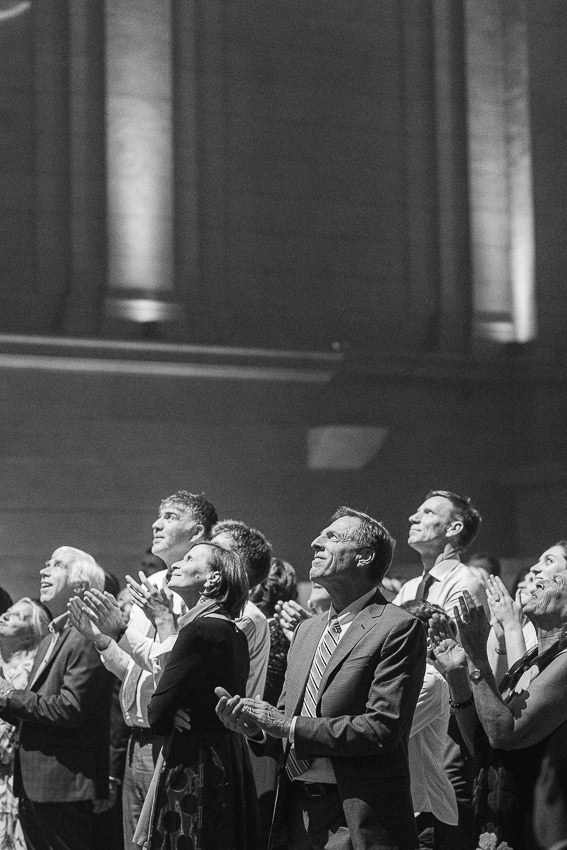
[69,490,218,849]
[394,489,488,850]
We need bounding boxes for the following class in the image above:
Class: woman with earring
[145,541,260,850]
[0,598,50,849]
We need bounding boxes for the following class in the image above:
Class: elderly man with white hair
[0,546,114,850]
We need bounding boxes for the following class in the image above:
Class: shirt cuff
[289,716,297,743]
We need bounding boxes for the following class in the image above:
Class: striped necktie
[286,616,342,779]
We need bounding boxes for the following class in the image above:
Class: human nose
[409,511,419,523]
[40,563,50,576]
[311,533,324,549]
[152,516,163,531]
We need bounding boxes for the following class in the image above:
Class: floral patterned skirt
[147,732,259,850]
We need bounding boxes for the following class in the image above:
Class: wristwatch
[469,668,484,683]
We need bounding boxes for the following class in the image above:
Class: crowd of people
[0,487,565,850]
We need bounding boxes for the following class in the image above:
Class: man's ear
[356,547,374,568]
[72,580,89,598]
[446,519,463,540]
[191,524,206,542]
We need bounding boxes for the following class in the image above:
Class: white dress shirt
[409,661,458,824]
[394,558,489,616]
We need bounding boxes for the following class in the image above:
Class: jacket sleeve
[0,634,106,729]
[147,625,208,736]
[293,615,426,759]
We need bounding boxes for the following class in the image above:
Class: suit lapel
[289,615,327,714]
[318,591,387,697]
[28,627,71,690]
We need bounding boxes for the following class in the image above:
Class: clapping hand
[67,596,101,642]
[453,590,491,665]
[485,576,522,640]
[428,613,467,674]
[125,571,173,627]
[214,687,264,739]
[81,589,125,642]
[274,600,311,643]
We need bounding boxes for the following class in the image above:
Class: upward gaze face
[167,544,216,594]
[151,502,202,565]
[310,515,362,585]
[408,496,455,550]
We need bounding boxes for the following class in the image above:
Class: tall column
[465,0,535,346]
[401,0,441,351]
[103,0,177,333]
[433,0,473,353]
[32,0,72,332]
[171,0,200,330]
[65,1,107,336]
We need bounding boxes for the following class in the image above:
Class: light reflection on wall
[0,2,30,23]
[105,0,174,308]
[466,0,536,345]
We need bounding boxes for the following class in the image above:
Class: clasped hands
[214,687,291,740]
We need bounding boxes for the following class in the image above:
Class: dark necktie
[415,572,434,601]
[286,616,342,779]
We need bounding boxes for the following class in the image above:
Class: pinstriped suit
[276,589,426,849]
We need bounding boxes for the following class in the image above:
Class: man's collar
[48,611,70,634]
[330,587,378,626]
[428,556,463,581]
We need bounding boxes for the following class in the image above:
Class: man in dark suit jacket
[216,506,426,850]
[0,546,114,850]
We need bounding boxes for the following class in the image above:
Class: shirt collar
[330,587,377,629]
[48,611,70,634]
[428,557,462,581]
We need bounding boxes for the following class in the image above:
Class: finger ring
[494,596,501,602]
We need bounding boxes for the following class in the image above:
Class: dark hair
[249,557,298,617]
[399,599,449,628]
[331,506,395,583]
[160,491,218,536]
[0,587,13,616]
[104,571,121,597]
[197,542,249,619]
[426,490,481,550]
[212,520,272,586]
[466,551,501,578]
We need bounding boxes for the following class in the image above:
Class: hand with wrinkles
[274,600,311,643]
[82,589,125,641]
[215,687,275,740]
[215,687,290,739]
[125,571,173,628]
[67,596,101,642]
[428,613,467,675]
[486,576,523,636]
[453,590,491,666]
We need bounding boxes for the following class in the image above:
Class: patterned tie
[415,572,434,601]
[286,616,342,779]
[122,661,144,713]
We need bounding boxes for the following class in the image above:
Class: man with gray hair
[0,546,114,850]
